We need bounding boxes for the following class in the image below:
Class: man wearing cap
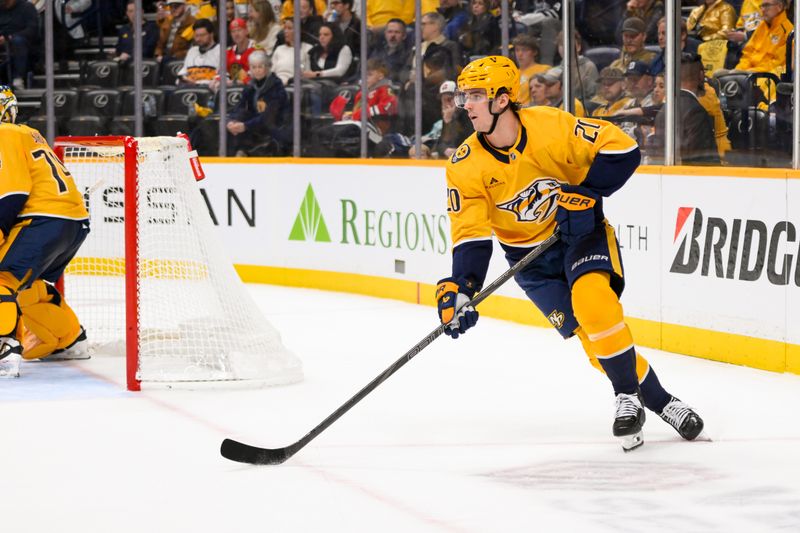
[113,0,159,63]
[156,0,196,62]
[591,67,632,117]
[615,60,656,142]
[224,18,256,85]
[609,17,656,73]
[534,66,586,117]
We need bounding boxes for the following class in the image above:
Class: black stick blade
[220,438,292,465]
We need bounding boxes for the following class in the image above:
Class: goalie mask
[0,85,18,124]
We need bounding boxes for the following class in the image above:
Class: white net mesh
[59,137,303,387]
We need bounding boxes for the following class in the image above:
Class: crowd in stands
[0,0,796,165]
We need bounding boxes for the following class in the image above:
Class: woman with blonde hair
[247,0,281,54]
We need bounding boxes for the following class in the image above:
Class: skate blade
[621,431,644,452]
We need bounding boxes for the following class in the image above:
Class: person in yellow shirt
[436,56,704,451]
[513,34,550,107]
[735,0,793,78]
[686,0,737,41]
[0,87,90,378]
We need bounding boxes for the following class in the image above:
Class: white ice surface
[3,285,800,533]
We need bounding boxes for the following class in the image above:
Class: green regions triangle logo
[289,184,331,242]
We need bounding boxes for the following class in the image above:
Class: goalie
[0,86,90,378]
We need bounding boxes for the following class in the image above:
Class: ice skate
[613,392,645,451]
[0,337,22,378]
[659,396,704,441]
[41,327,90,361]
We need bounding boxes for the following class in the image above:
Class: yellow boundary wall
[206,157,799,375]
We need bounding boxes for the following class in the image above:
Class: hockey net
[55,136,303,390]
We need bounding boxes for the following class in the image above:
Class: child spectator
[329,58,398,129]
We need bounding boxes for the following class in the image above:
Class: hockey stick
[220,231,561,465]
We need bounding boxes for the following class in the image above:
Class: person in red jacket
[329,58,398,133]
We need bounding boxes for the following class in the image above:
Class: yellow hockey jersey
[0,123,88,237]
[445,106,637,249]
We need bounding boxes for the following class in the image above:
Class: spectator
[226,50,290,155]
[271,17,312,85]
[209,17,255,90]
[651,53,720,164]
[527,74,549,106]
[616,60,656,142]
[512,0,561,64]
[696,77,731,159]
[329,58,398,136]
[187,0,216,20]
[155,0,196,62]
[330,0,363,60]
[407,12,462,87]
[686,0,737,42]
[177,18,220,85]
[458,0,500,58]
[728,0,761,44]
[555,30,599,101]
[616,0,664,44]
[535,66,586,116]
[281,0,326,21]
[514,34,550,107]
[609,17,657,72]
[247,0,280,54]
[591,67,632,116]
[0,0,39,89]
[53,0,91,66]
[438,0,468,42]
[431,79,472,157]
[649,16,696,75]
[113,0,159,63]
[402,47,454,134]
[368,17,411,84]
[295,0,325,44]
[304,22,353,114]
[734,0,793,78]
[304,22,353,82]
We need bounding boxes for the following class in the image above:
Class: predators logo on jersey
[496,178,560,223]
[451,144,470,164]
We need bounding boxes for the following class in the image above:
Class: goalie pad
[0,285,18,337]
[16,280,83,360]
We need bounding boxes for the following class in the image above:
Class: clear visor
[454,89,488,108]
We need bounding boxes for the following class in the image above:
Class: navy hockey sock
[598,347,639,395]
[639,367,672,413]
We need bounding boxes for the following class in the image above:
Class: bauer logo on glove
[436,277,478,339]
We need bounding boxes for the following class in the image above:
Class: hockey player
[0,86,90,378]
[435,56,703,450]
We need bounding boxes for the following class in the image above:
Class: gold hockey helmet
[0,85,18,124]
[456,55,520,105]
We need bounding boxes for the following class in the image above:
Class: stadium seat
[160,59,185,87]
[26,89,79,135]
[83,60,120,88]
[583,46,621,72]
[215,85,245,111]
[66,89,121,136]
[111,88,166,136]
[164,87,212,114]
[119,59,160,88]
[154,87,212,138]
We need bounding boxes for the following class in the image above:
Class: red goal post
[54,135,302,390]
